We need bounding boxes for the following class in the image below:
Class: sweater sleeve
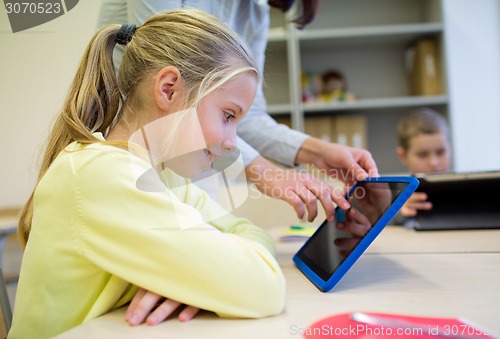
[163,171,277,256]
[71,148,285,319]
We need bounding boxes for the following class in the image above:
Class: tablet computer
[293,176,419,292]
[412,171,500,230]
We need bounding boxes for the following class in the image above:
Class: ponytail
[18,25,123,247]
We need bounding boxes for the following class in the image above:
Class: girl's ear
[154,66,182,112]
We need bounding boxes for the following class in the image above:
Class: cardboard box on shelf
[304,115,367,149]
[332,115,367,149]
[304,116,334,143]
[406,38,442,96]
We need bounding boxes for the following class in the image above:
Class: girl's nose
[222,144,236,153]
[222,131,237,153]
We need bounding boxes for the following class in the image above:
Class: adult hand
[295,137,379,188]
[400,192,432,217]
[126,288,200,326]
[245,156,347,222]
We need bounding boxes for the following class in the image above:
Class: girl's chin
[169,165,204,179]
[165,151,212,178]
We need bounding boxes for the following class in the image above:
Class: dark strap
[116,24,137,46]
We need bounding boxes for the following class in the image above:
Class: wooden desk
[56,227,500,338]
[274,225,500,264]
[367,225,500,254]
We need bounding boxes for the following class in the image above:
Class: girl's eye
[224,111,235,123]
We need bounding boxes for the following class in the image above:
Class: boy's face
[397,133,451,174]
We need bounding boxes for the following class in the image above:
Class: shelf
[298,22,443,40]
[298,23,443,49]
[301,95,448,113]
[264,0,450,174]
[268,96,448,115]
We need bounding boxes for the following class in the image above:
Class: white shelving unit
[264,0,449,173]
[265,0,500,173]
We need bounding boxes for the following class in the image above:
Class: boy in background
[394,107,451,222]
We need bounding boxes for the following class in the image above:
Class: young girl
[9,9,285,338]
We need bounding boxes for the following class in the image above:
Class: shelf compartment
[300,95,448,113]
[307,0,442,30]
[298,23,443,48]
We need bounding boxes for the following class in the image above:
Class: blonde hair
[18,9,258,247]
[396,107,449,152]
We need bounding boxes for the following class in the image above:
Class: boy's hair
[396,107,449,152]
[18,9,258,247]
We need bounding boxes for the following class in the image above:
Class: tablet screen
[297,181,408,281]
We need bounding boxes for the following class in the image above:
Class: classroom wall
[442,0,500,172]
[0,2,102,208]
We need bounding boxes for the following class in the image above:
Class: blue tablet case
[293,176,419,292]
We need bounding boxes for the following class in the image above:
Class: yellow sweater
[9,136,285,338]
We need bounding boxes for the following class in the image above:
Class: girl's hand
[126,288,200,326]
